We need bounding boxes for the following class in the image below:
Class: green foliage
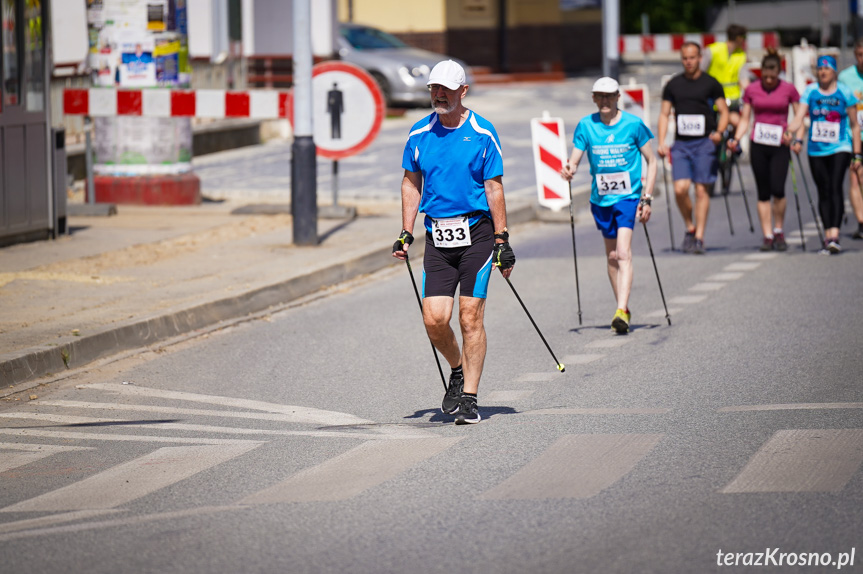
[622,0,722,35]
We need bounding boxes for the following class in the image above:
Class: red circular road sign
[291,61,384,160]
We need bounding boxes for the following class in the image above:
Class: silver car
[337,23,472,107]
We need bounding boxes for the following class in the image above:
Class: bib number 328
[432,217,471,248]
[811,121,840,144]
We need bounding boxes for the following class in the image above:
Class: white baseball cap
[592,77,620,94]
[427,60,466,90]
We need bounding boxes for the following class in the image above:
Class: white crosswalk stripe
[239,437,463,504]
[721,429,863,493]
[478,434,664,500]
[0,443,94,473]
[2,443,260,512]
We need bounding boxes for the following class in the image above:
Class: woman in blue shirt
[787,55,863,254]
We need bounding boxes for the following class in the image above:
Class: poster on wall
[147,0,168,31]
[119,36,156,87]
[154,34,180,86]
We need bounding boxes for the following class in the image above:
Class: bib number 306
[433,217,471,248]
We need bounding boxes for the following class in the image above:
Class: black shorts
[423,217,495,299]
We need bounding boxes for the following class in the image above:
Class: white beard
[433,99,457,115]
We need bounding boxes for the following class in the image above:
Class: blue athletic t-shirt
[402,111,503,232]
[800,82,859,156]
[837,66,863,141]
[572,110,653,206]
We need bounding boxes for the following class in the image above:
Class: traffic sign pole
[292,0,317,246]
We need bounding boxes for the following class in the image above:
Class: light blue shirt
[402,111,503,232]
[573,110,653,206]
[837,66,863,142]
[800,82,858,156]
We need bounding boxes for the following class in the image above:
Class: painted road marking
[0,506,241,543]
[0,443,94,474]
[478,434,664,500]
[515,373,557,382]
[688,282,726,292]
[1,444,260,512]
[707,272,744,281]
[239,438,462,504]
[744,253,778,261]
[0,412,430,440]
[723,262,761,271]
[83,383,372,427]
[0,510,121,535]
[721,429,863,493]
[719,403,863,412]
[645,308,682,318]
[561,354,605,365]
[586,339,630,349]
[485,390,535,403]
[669,295,708,305]
[526,408,669,415]
[0,428,262,445]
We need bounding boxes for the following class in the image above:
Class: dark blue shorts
[671,138,719,185]
[590,198,639,239]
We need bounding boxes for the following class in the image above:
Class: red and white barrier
[530,112,570,212]
[63,88,293,119]
[620,32,779,56]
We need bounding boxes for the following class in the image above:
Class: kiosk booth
[0,0,65,247]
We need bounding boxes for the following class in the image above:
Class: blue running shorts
[670,137,719,185]
[590,198,639,239]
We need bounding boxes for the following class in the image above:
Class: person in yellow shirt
[703,24,750,131]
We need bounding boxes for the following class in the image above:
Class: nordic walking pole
[661,158,676,250]
[566,180,583,325]
[732,153,755,233]
[642,222,672,326]
[402,252,447,391]
[794,151,825,245]
[721,163,735,236]
[504,276,565,372]
[789,158,806,250]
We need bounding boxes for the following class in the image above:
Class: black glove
[492,241,515,270]
[392,229,414,254]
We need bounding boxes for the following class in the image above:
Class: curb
[1,203,542,392]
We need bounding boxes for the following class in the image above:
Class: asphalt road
[3,70,863,573]
[2,171,863,573]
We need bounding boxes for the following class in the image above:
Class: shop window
[24,0,42,111]
[2,0,19,107]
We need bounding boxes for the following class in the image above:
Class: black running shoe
[852,226,863,240]
[773,232,787,252]
[693,239,706,254]
[455,395,481,425]
[441,370,464,414]
[682,231,696,253]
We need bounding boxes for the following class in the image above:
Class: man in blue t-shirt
[392,60,514,425]
[561,77,657,334]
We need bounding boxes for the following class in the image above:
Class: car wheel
[369,72,392,107]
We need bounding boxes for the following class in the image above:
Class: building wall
[338,0,446,32]
[337,0,602,72]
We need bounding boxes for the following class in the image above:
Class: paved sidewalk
[0,196,559,393]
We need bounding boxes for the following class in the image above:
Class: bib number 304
[432,217,471,248]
